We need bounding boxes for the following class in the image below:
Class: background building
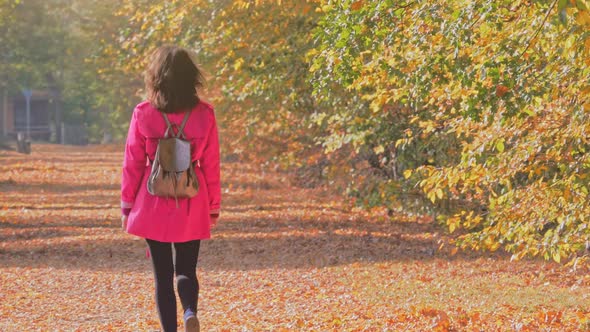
[0,89,56,141]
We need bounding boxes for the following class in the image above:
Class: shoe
[184,309,200,332]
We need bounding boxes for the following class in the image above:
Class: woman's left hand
[210,215,219,228]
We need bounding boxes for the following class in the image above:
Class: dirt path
[1,144,589,331]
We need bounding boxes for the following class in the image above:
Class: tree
[311,0,590,263]
[99,0,590,263]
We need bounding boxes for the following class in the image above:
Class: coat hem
[127,229,211,242]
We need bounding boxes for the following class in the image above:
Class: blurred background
[1,0,589,264]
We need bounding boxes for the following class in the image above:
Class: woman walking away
[120,45,221,332]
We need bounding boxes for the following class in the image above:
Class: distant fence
[12,125,51,141]
[61,123,88,145]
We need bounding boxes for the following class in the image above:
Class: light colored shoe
[184,309,200,332]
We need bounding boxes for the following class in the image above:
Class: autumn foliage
[2,0,589,264]
[3,1,590,329]
[309,0,590,264]
[96,0,590,265]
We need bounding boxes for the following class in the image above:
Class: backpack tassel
[173,173,179,208]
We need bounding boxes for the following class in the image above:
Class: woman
[120,45,221,332]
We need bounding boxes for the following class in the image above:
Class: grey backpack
[147,111,199,206]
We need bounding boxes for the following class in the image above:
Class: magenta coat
[121,101,221,242]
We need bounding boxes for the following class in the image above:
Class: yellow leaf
[233,58,245,71]
[552,251,561,263]
[428,191,436,203]
[436,188,443,199]
[449,222,456,233]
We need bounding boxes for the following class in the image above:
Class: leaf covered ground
[0,144,589,331]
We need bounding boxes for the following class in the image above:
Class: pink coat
[121,101,221,242]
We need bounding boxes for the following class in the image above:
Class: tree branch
[520,0,558,58]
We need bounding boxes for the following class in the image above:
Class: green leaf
[558,0,568,11]
[496,140,505,153]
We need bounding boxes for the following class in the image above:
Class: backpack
[147,110,199,207]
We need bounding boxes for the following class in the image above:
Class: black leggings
[146,239,201,332]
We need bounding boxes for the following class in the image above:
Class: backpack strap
[161,112,174,138]
[176,111,191,139]
[160,110,191,139]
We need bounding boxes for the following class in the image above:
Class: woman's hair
[145,45,204,113]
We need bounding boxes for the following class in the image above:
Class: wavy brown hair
[144,45,204,113]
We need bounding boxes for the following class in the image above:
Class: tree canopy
[2,0,589,264]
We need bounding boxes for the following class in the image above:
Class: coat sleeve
[121,108,146,212]
[201,108,221,215]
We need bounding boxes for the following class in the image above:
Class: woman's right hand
[121,215,128,232]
